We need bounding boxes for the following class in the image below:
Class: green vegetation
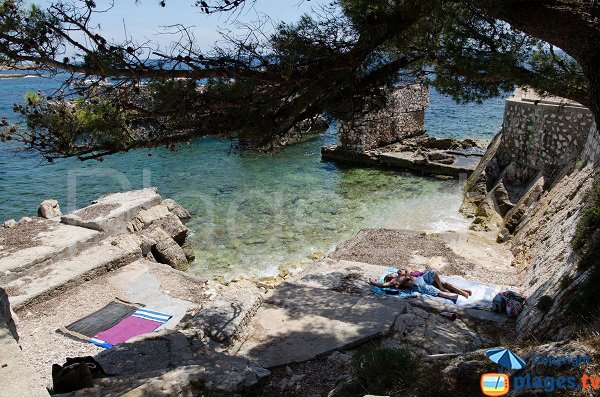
[0,0,596,160]
[570,176,600,321]
[338,347,433,397]
[575,159,588,171]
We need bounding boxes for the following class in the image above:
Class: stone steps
[61,188,162,235]
[5,237,141,310]
[0,218,102,274]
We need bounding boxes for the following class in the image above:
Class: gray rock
[2,219,16,228]
[188,280,262,344]
[150,213,189,244]
[181,240,196,262]
[37,199,62,219]
[163,198,192,221]
[0,287,18,341]
[19,217,32,223]
[496,227,510,243]
[492,182,514,216]
[327,351,353,369]
[141,227,189,271]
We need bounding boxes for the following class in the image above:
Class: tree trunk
[476,0,600,123]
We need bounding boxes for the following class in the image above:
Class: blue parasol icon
[486,347,526,370]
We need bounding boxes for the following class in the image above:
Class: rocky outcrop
[323,134,486,178]
[37,199,62,219]
[512,164,595,340]
[462,89,596,235]
[0,287,18,341]
[462,89,600,340]
[60,188,195,271]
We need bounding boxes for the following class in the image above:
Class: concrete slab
[380,151,478,177]
[0,218,100,273]
[61,188,162,234]
[109,259,198,329]
[0,325,49,397]
[289,258,389,295]
[16,260,208,387]
[186,280,263,344]
[5,238,140,310]
[232,283,406,367]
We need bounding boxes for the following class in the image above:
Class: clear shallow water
[0,74,504,278]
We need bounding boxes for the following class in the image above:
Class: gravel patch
[261,355,348,397]
[0,217,51,257]
[15,275,121,387]
[331,228,472,276]
[74,203,119,220]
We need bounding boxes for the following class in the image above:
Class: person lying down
[368,269,471,303]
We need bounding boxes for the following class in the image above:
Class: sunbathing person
[369,269,471,303]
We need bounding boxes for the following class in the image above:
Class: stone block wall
[339,84,429,152]
[500,97,594,171]
[581,123,600,163]
[462,88,600,340]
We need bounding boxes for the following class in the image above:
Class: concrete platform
[289,258,391,296]
[16,260,209,387]
[321,144,482,178]
[379,151,479,177]
[61,188,162,234]
[0,324,49,397]
[232,282,406,367]
[4,238,140,310]
[0,218,100,273]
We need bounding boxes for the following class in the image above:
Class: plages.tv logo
[480,348,525,396]
[481,347,596,395]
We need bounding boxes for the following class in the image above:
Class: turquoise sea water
[0,74,505,278]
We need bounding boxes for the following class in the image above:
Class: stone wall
[462,88,600,340]
[338,84,429,152]
[581,124,600,163]
[501,94,594,171]
[462,89,597,234]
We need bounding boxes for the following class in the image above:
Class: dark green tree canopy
[0,0,596,160]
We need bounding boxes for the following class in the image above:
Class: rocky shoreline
[2,88,600,396]
[0,188,521,396]
[322,134,487,177]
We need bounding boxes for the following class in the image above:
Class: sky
[36,0,329,53]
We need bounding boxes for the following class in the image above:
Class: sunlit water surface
[0,73,505,278]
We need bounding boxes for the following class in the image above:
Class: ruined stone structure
[463,88,600,340]
[500,88,595,172]
[463,88,597,233]
[338,84,429,152]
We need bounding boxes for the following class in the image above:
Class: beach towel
[62,301,140,341]
[89,308,172,348]
[371,268,517,309]
[62,302,172,349]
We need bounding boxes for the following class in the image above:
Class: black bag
[52,356,109,393]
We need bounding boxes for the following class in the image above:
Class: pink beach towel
[94,316,162,346]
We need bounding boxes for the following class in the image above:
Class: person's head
[383,273,398,283]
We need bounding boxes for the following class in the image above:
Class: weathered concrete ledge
[322,134,486,178]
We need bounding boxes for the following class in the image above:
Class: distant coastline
[0,63,37,78]
[0,73,34,79]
